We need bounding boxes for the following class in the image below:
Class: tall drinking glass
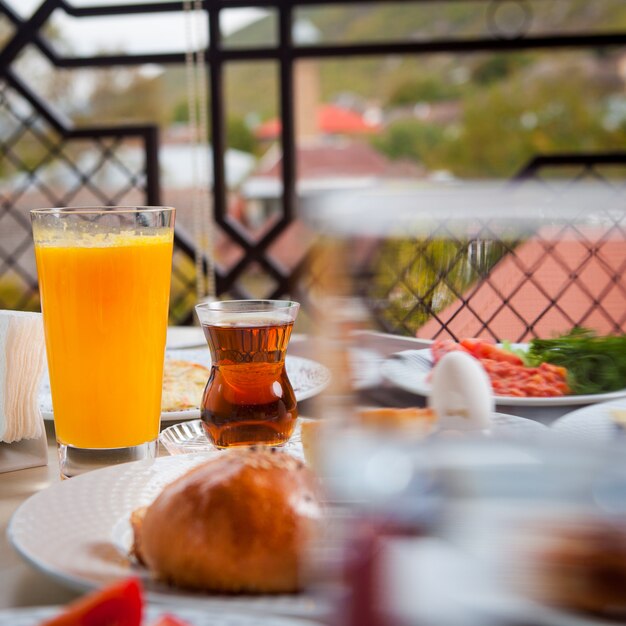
[31,207,175,478]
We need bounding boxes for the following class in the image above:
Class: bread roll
[139,449,321,593]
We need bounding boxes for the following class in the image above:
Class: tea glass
[31,206,175,478]
[195,299,300,448]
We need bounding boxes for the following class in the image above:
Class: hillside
[215,1,626,116]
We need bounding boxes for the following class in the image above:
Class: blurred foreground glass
[195,299,299,448]
[31,207,175,478]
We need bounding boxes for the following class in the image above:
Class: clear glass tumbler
[195,299,300,448]
[31,206,175,478]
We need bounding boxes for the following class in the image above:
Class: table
[0,421,78,609]
[0,331,420,609]
[0,330,581,611]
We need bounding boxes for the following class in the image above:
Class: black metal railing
[1,0,626,331]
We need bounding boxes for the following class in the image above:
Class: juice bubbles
[35,232,173,449]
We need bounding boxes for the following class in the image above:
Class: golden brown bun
[139,449,321,593]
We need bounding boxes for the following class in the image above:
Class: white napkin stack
[0,310,46,444]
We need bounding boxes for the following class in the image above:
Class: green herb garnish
[527,328,626,395]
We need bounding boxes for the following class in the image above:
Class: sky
[6,0,266,54]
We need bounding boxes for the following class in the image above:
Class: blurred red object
[40,578,142,626]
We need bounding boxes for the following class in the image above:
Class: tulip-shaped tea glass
[195,300,300,448]
[32,207,175,478]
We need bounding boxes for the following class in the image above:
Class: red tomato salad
[431,338,571,398]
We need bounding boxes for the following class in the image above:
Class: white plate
[160,418,305,458]
[551,399,626,444]
[8,454,327,618]
[39,352,331,422]
[381,349,626,408]
[0,605,317,626]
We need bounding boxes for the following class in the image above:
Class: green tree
[227,117,255,153]
[387,77,460,106]
[372,120,447,166]
[472,54,532,86]
[438,64,626,178]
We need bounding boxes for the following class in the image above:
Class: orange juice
[35,232,173,449]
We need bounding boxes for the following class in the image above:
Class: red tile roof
[255,104,381,140]
[417,227,626,341]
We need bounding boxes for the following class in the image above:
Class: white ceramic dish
[380,348,626,408]
[551,398,626,444]
[39,351,331,422]
[8,454,327,618]
[0,605,318,626]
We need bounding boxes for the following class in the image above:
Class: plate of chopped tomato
[381,331,626,407]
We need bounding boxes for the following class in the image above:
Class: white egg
[428,351,494,431]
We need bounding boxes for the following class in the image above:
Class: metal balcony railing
[1,0,625,333]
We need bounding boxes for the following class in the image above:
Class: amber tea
[196,301,300,448]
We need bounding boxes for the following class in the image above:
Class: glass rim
[30,206,175,216]
[195,299,300,313]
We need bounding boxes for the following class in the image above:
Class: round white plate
[0,605,317,626]
[160,419,305,458]
[8,455,327,618]
[381,349,626,408]
[551,399,626,444]
[39,352,331,422]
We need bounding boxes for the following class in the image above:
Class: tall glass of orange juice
[31,207,175,478]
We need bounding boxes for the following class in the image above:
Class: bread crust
[139,449,321,593]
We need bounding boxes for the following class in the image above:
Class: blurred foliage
[373,61,626,178]
[388,77,462,106]
[471,53,534,86]
[369,238,512,335]
[372,121,446,165]
[0,277,40,312]
[440,64,626,177]
[226,117,256,154]
[169,251,197,325]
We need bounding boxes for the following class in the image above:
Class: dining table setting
[1,321,626,625]
[0,205,626,626]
